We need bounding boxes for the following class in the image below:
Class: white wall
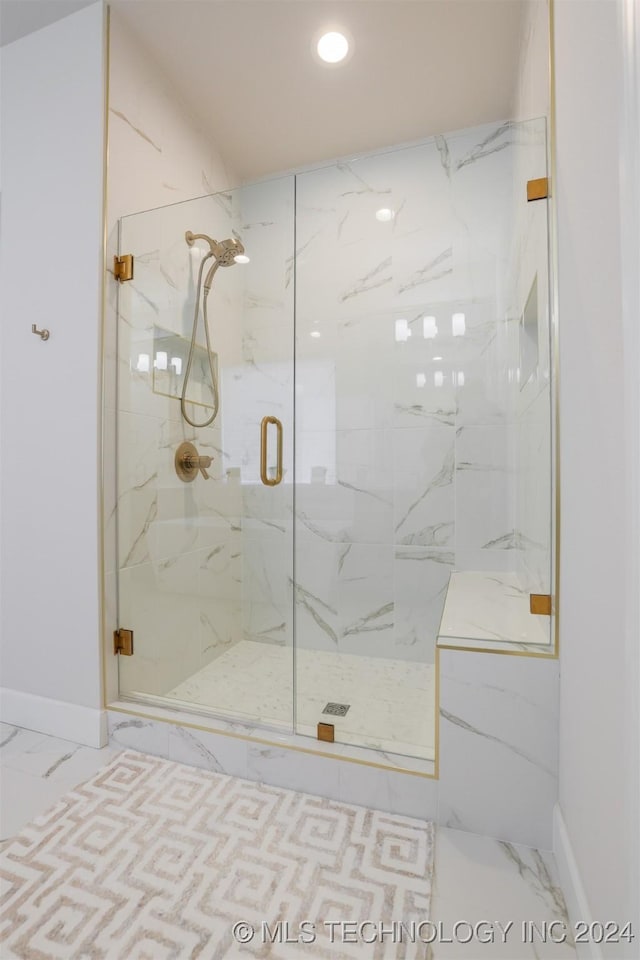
[107,10,232,222]
[514,0,551,122]
[618,0,640,934]
[555,0,639,953]
[0,3,106,745]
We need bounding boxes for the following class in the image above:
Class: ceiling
[0,0,95,46]
[111,0,527,183]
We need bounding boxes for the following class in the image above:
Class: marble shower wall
[109,111,552,710]
[438,647,559,849]
[294,121,522,666]
[116,193,244,697]
[116,181,294,700]
[236,178,295,652]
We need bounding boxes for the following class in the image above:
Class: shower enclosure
[114,118,553,764]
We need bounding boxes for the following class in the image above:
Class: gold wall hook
[32,324,50,341]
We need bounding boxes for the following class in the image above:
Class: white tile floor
[0,723,576,959]
[165,640,436,760]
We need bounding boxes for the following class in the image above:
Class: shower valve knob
[175,442,213,482]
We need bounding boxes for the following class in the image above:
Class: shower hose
[180,252,219,428]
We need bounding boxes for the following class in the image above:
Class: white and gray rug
[0,750,435,959]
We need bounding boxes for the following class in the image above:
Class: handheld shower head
[181,228,247,430]
[185,231,245,267]
[211,237,245,267]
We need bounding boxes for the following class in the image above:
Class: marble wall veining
[438,648,559,849]
[294,121,536,666]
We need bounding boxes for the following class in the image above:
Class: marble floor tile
[430,828,576,959]
[0,723,48,761]
[1,725,575,960]
[1,733,117,784]
[1,767,81,847]
[0,725,117,848]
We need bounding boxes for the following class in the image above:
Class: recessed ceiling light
[317,31,349,64]
[234,254,250,264]
[376,208,395,222]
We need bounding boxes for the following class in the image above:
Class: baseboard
[0,687,107,748]
[553,804,603,960]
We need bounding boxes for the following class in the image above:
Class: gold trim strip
[434,646,440,779]
[549,0,561,659]
[441,642,559,661]
[99,4,112,713]
[107,703,438,779]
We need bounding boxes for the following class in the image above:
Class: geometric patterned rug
[0,750,434,959]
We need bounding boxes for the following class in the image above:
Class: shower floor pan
[164,640,435,761]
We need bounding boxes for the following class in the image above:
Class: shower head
[185,231,245,267]
[211,237,245,267]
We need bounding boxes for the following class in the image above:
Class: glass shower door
[115,178,295,731]
[292,119,553,761]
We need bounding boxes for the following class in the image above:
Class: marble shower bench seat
[437,570,554,655]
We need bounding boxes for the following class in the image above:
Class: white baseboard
[553,804,603,960]
[0,687,107,748]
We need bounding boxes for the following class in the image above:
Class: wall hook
[32,324,50,341]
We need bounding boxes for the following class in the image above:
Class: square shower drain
[322,702,350,717]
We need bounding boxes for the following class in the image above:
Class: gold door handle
[260,416,283,486]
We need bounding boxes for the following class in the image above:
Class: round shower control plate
[175,441,199,482]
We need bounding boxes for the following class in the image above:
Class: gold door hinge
[317,722,335,743]
[530,594,552,616]
[114,628,134,655]
[113,254,134,282]
[527,178,549,202]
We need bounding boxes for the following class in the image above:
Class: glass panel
[151,324,218,409]
[293,119,553,759]
[437,118,553,651]
[115,118,553,759]
[116,177,295,731]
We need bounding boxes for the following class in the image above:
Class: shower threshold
[116,641,436,770]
